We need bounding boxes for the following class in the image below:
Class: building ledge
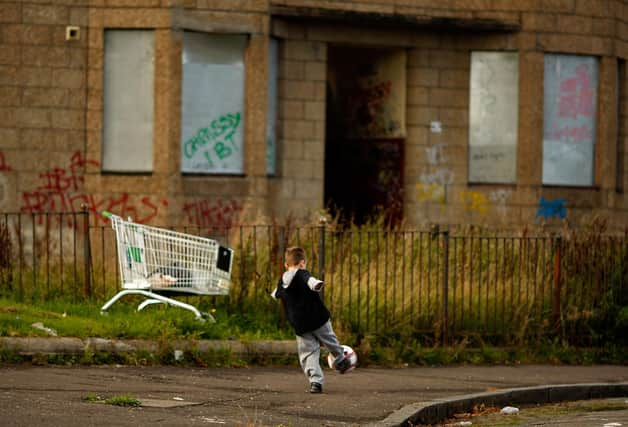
[270,5,521,33]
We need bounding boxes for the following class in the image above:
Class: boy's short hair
[285,246,306,266]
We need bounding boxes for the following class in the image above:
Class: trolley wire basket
[100,211,234,322]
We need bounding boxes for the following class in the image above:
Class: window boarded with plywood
[468,51,519,184]
[543,54,598,186]
[180,32,247,175]
[102,30,155,172]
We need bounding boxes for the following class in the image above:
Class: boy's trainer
[335,357,351,374]
[309,382,322,394]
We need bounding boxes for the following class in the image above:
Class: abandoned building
[0,0,627,229]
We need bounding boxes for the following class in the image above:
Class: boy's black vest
[275,269,330,336]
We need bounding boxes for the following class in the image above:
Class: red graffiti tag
[182,199,243,230]
[552,124,591,142]
[558,65,594,119]
[0,152,12,172]
[86,194,168,225]
[348,81,392,109]
[20,151,167,227]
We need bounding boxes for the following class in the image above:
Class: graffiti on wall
[416,142,453,205]
[346,80,395,137]
[535,197,567,221]
[183,112,241,169]
[488,189,512,216]
[543,55,598,186]
[459,190,490,215]
[425,143,447,166]
[20,151,168,225]
[416,182,446,204]
[331,48,406,139]
[0,152,11,211]
[0,152,11,172]
[417,169,454,205]
[182,199,243,229]
[553,64,595,142]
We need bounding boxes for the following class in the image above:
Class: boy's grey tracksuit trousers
[296,320,345,385]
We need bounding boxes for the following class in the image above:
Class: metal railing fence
[0,211,625,345]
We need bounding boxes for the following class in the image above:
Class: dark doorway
[324,46,406,225]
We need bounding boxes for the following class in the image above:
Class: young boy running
[271,246,351,393]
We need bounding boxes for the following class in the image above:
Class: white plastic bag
[500,406,519,415]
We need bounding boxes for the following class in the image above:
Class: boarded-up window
[468,51,519,183]
[181,32,246,174]
[102,30,154,172]
[543,54,598,186]
[267,38,278,176]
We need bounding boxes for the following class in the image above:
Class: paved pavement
[1,364,627,426]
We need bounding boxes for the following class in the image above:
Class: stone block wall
[270,36,327,221]
[269,0,628,228]
[0,0,627,229]
[0,1,88,216]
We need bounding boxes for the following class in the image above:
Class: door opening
[324,46,406,225]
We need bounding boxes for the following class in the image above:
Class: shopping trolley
[100,212,234,322]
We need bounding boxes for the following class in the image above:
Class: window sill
[101,171,153,176]
[541,185,600,190]
[182,173,246,178]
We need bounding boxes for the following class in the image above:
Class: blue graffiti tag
[535,197,567,221]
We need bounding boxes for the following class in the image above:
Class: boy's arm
[308,276,324,291]
[301,270,324,292]
[270,279,284,299]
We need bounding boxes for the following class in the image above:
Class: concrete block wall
[84,4,271,228]
[0,0,272,229]
[0,0,627,229]
[268,0,628,228]
[0,1,88,216]
[270,36,327,221]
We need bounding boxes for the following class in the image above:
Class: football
[327,345,358,372]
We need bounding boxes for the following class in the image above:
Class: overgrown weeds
[0,212,626,351]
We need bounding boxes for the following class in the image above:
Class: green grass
[1,296,626,367]
[82,393,142,407]
[104,395,141,407]
[82,392,102,403]
[0,297,293,341]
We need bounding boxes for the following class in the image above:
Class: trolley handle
[102,211,134,223]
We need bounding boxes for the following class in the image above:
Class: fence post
[278,226,285,270]
[552,236,562,333]
[441,230,450,346]
[81,204,91,298]
[318,217,326,281]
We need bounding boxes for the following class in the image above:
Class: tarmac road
[1,364,627,426]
